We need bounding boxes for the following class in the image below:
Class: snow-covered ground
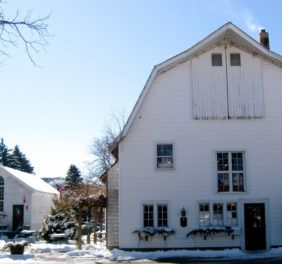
[1,236,282,264]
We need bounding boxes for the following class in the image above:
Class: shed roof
[110,22,282,153]
[0,166,59,195]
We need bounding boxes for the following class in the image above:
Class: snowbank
[1,236,282,263]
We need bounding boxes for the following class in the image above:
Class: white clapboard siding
[191,46,228,119]
[227,46,264,118]
[117,57,282,249]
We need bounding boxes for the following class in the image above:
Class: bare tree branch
[87,109,127,182]
[0,2,50,65]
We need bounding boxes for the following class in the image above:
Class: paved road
[2,254,282,264]
[154,257,282,264]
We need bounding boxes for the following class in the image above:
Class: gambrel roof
[0,166,58,195]
[110,22,282,154]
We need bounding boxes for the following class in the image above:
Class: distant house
[0,166,58,231]
[105,22,282,251]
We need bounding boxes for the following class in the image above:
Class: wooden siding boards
[227,47,264,118]
[192,45,265,120]
[192,46,228,119]
[117,58,282,249]
[107,164,119,248]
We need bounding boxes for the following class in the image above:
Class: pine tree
[39,196,77,242]
[0,138,12,166]
[10,145,34,174]
[65,164,82,184]
[0,139,34,173]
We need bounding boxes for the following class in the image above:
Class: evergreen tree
[65,164,82,184]
[10,145,34,174]
[40,196,77,242]
[0,139,34,174]
[0,138,12,166]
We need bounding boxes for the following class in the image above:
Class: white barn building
[0,166,58,231]
[105,22,282,251]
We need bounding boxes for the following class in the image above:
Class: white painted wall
[0,168,32,230]
[0,168,55,231]
[118,45,282,249]
[31,192,55,230]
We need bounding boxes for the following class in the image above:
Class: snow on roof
[0,166,59,195]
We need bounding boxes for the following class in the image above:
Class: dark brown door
[13,205,24,231]
[244,203,266,250]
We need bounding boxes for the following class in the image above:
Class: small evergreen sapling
[65,164,82,185]
[40,196,77,242]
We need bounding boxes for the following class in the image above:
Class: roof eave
[114,22,282,145]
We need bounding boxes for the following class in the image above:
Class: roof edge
[112,22,282,148]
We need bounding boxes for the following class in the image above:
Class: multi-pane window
[226,203,237,226]
[199,203,210,226]
[157,204,168,227]
[213,203,223,226]
[143,205,154,227]
[157,144,173,169]
[217,152,245,192]
[0,176,4,212]
[199,202,238,227]
[212,54,222,66]
[230,53,241,66]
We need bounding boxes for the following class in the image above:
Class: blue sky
[1,0,282,179]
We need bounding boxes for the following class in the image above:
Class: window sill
[216,191,247,194]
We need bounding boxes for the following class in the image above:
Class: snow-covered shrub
[39,196,77,242]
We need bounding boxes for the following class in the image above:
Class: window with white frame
[143,205,154,227]
[213,203,223,226]
[157,204,168,227]
[226,203,237,226]
[157,144,173,169]
[143,203,169,228]
[217,152,245,192]
[199,203,210,226]
[199,201,238,227]
[0,176,4,212]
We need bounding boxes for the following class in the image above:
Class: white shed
[0,166,58,231]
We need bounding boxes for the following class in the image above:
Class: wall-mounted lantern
[180,207,187,227]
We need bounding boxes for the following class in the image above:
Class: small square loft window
[230,53,241,66]
[212,54,222,66]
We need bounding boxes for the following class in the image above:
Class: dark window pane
[230,53,241,66]
[217,152,228,171]
[218,173,229,192]
[232,173,244,192]
[212,54,222,66]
